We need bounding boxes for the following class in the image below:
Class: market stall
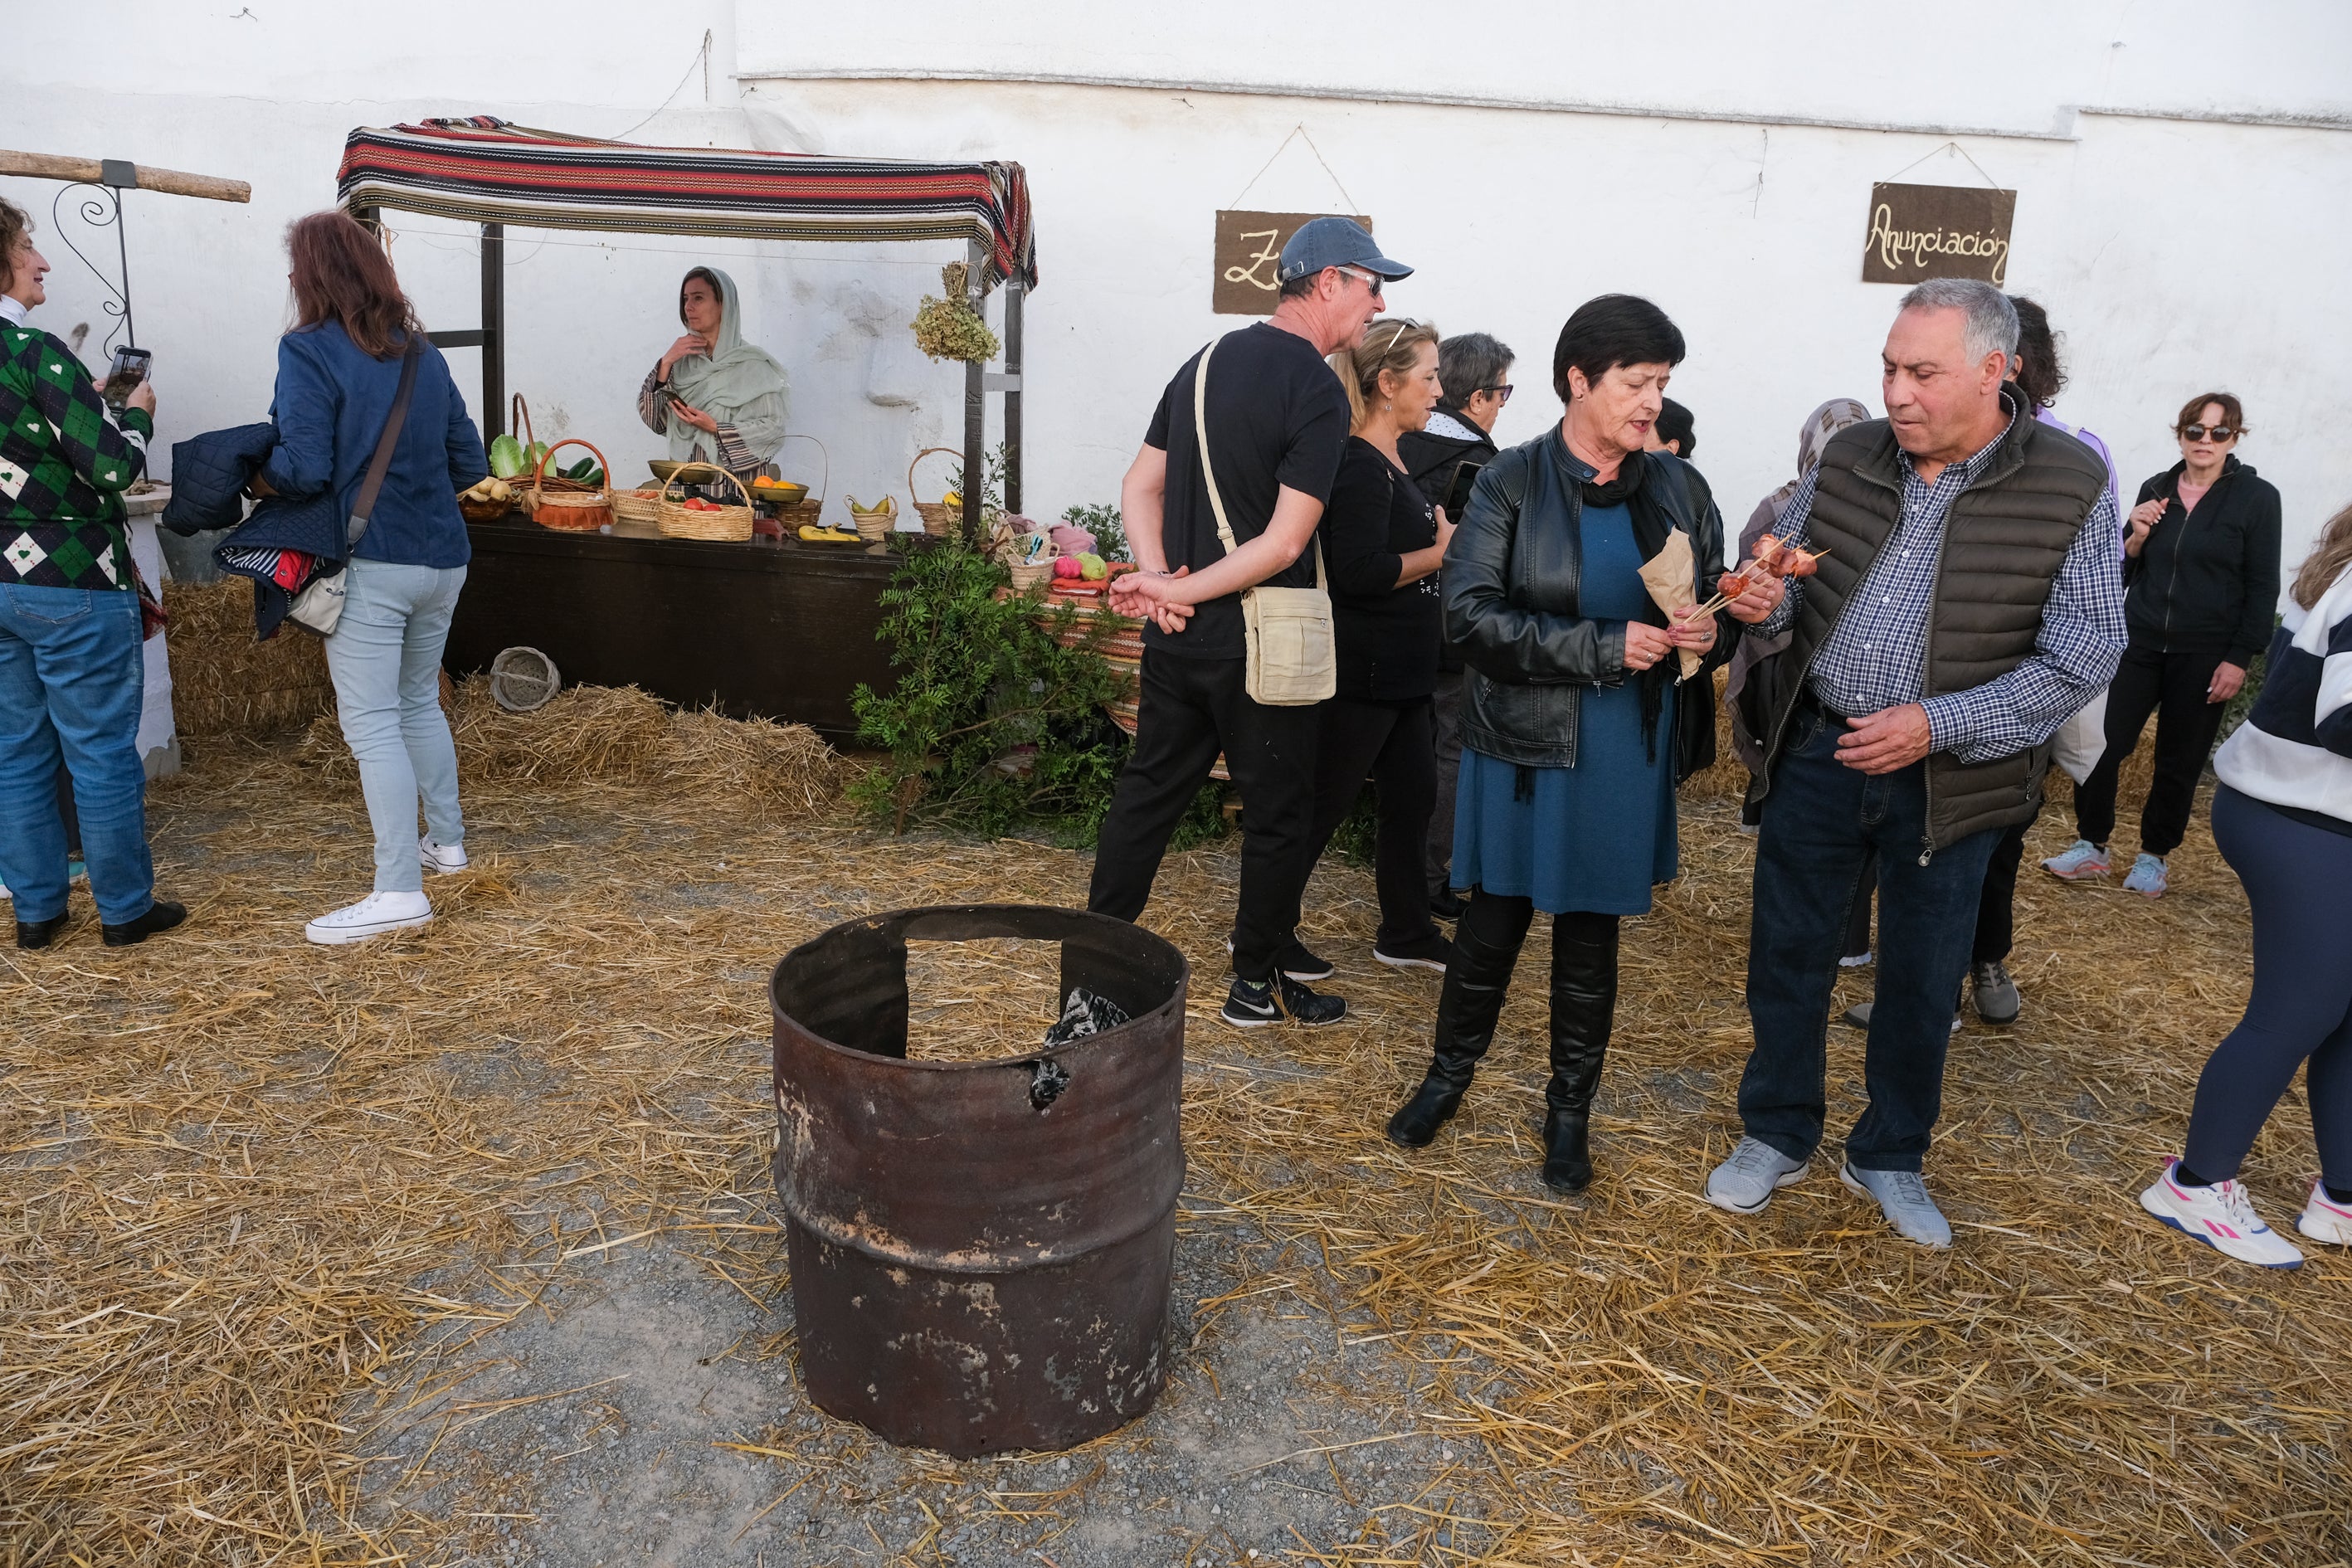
[334,117,1039,736]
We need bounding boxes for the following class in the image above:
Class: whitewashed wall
[8,1,2350,572]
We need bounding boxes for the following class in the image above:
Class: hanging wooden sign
[1213,210,1375,315]
[1861,183,2015,286]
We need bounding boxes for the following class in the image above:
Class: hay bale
[299,679,840,814]
[165,578,335,738]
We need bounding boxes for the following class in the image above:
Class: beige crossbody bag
[1192,335,1337,705]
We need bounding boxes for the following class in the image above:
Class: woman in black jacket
[2044,392,2281,898]
[1288,319,1457,974]
[1383,295,1734,1193]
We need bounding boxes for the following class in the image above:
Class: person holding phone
[0,197,184,948]
[1399,330,1515,918]
[637,266,789,484]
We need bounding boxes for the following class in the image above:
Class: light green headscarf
[665,266,789,469]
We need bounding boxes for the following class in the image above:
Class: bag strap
[346,336,423,550]
[1191,334,1327,590]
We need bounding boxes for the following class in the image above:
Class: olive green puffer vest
[1755,409,2109,853]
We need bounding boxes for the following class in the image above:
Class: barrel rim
[768,902,1191,1074]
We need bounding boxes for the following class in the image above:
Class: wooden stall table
[442,513,898,738]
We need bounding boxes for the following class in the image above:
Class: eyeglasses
[2180,423,2238,442]
[1334,265,1385,299]
[1478,384,1515,405]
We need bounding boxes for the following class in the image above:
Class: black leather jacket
[1444,428,1728,772]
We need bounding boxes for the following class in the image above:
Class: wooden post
[0,150,250,204]
[1003,275,1024,516]
[962,238,986,548]
[481,222,504,441]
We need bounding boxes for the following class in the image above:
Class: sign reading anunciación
[1861,183,2016,287]
[1214,211,1375,314]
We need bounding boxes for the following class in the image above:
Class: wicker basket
[908,446,964,538]
[525,439,612,532]
[850,506,897,543]
[658,462,755,542]
[611,485,664,525]
[459,494,512,523]
[758,432,830,532]
[1008,560,1054,592]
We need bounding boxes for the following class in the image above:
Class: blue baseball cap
[1277,217,1413,285]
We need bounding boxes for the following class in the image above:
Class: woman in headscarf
[637,266,789,482]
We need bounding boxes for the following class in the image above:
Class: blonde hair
[2292,500,2352,611]
[1328,318,1440,431]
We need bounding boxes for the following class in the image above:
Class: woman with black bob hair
[1383,294,1739,1192]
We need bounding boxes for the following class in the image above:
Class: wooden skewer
[1686,544,1830,621]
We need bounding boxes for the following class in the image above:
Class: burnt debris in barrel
[769,904,1188,1458]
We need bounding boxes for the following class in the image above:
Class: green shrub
[857,538,1173,845]
[1062,501,1130,563]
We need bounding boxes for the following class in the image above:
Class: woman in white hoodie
[2139,499,2352,1269]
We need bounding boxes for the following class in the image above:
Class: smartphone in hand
[101,347,153,411]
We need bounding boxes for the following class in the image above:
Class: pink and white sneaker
[2140,1161,2303,1269]
[2296,1181,2352,1246]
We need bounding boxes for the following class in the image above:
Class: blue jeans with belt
[1738,700,2001,1172]
[0,583,155,925]
[322,560,467,894]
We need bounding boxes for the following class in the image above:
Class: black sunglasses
[1478,384,1515,404]
[2180,424,2238,442]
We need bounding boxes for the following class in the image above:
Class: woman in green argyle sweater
[0,197,183,949]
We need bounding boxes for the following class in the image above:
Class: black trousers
[1088,650,1319,983]
[1425,674,1465,897]
[1304,695,1439,949]
[2073,645,2230,857]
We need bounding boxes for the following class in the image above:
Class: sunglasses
[2180,424,2238,442]
[1334,265,1385,299]
[1478,384,1515,405]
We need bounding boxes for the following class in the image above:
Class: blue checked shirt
[1751,411,2126,764]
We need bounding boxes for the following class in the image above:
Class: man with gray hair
[1701,277,2124,1247]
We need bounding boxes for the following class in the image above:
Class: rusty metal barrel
[769,904,1189,1458]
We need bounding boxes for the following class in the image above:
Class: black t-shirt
[1324,436,1441,701]
[1139,323,1351,660]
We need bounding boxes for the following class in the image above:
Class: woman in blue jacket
[265,212,488,944]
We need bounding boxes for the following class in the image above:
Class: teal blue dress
[1451,500,1678,916]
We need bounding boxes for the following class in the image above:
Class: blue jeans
[323,560,466,894]
[0,583,155,924]
[1738,702,2001,1172]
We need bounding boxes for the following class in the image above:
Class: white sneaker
[305,890,434,946]
[419,835,470,874]
[2139,1161,2303,1269]
[2296,1181,2352,1245]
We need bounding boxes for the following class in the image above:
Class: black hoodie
[2126,454,2281,665]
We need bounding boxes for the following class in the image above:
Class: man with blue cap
[1095,217,1412,1029]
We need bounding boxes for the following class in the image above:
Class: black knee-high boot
[1541,912,1620,1192]
[1385,890,1533,1147]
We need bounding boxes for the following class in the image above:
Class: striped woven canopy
[337,117,1037,290]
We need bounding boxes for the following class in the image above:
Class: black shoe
[16,913,68,949]
[101,899,186,947]
[1385,1075,1465,1147]
[1541,1108,1593,1193]
[1219,973,1346,1029]
[1224,933,1335,982]
[1374,929,1453,973]
[1427,889,1465,922]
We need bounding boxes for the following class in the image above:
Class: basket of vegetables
[523,440,612,532]
[657,461,756,543]
[458,475,519,521]
[908,446,963,538]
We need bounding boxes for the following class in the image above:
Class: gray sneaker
[1970,961,2020,1025]
[1703,1137,1810,1214]
[1839,1163,1952,1248]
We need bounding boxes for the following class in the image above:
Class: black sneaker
[101,899,187,948]
[1428,889,1466,922]
[17,912,69,950]
[1224,933,1334,981]
[1220,973,1347,1029]
[1374,929,1453,973]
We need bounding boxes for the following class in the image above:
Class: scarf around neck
[665,266,790,465]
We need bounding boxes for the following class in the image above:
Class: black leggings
[2073,645,2231,857]
[2181,788,2352,1186]
[1304,696,1438,948]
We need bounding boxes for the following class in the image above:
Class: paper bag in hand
[1637,528,1702,679]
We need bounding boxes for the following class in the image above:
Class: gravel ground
[358,1040,1497,1567]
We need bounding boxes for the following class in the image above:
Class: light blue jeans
[323,560,467,894]
[0,582,155,923]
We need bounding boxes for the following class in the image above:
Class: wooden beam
[0,150,251,204]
